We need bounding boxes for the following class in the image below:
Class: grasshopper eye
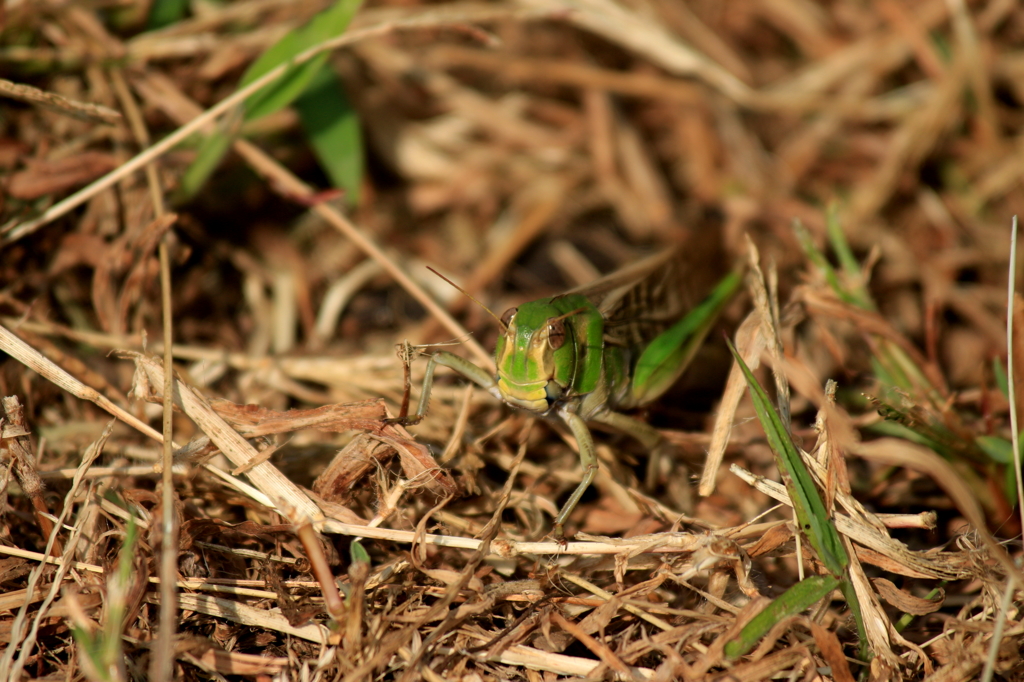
[547,319,566,350]
[500,307,518,328]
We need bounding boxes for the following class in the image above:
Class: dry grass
[1,0,1023,680]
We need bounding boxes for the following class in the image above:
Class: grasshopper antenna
[427,266,508,331]
[551,307,587,324]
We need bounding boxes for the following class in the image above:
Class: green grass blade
[870,353,915,396]
[794,218,874,311]
[839,577,869,661]
[73,516,138,682]
[794,220,855,306]
[976,435,1013,465]
[241,0,363,122]
[296,64,363,205]
[825,205,865,291]
[727,340,849,577]
[724,575,840,659]
[178,1,363,198]
[147,0,189,29]
[869,391,986,462]
[178,127,233,200]
[868,419,949,454]
[993,357,1009,397]
[350,539,370,565]
[1005,463,1020,508]
[103,518,137,670]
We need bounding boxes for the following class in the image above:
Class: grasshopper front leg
[553,408,600,539]
[591,410,692,512]
[552,408,689,537]
[391,351,499,425]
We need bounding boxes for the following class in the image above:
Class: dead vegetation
[1,0,1023,680]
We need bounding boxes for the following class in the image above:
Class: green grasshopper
[398,249,741,537]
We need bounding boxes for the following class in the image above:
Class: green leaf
[869,391,985,462]
[350,539,370,565]
[176,1,363,198]
[147,0,190,29]
[240,0,363,122]
[727,342,869,661]
[115,516,138,592]
[825,205,870,307]
[993,357,1009,397]
[296,64,363,205]
[869,419,946,452]
[870,353,922,396]
[838,579,869,662]
[727,340,849,577]
[103,517,137,665]
[178,127,234,200]
[977,435,1014,465]
[72,516,139,682]
[724,575,840,659]
[793,218,872,310]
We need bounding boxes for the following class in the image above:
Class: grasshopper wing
[563,248,688,352]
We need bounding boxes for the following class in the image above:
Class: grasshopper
[398,249,741,537]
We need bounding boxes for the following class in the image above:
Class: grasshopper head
[494,301,577,413]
